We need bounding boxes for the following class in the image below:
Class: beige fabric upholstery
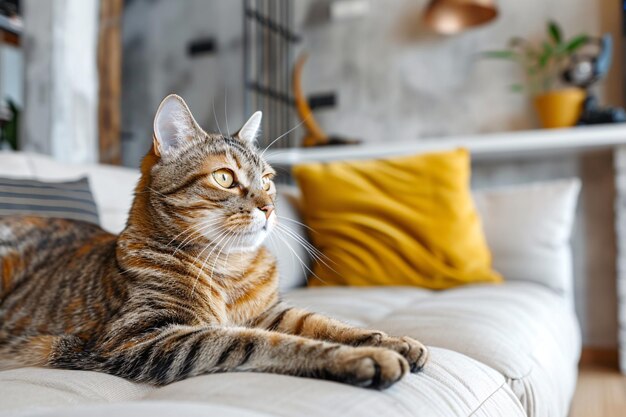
[0,367,153,413]
[1,348,525,417]
[284,283,580,417]
[0,152,580,416]
[0,283,577,417]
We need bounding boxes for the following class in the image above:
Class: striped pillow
[0,177,100,225]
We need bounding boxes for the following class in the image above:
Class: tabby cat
[0,95,428,389]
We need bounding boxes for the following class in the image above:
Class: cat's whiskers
[272,225,336,284]
[187,226,229,281]
[275,223,326,260]
[238,232,248,273]
[260,116,309,157]
[191,228,233,297]
[146,187,169,199]
[268,232,306,283]
[275,223,338,271]
[208,231,238,294]
[222,230,242,272]
[194,228,233,294]
[224,88,231,137]
[172,222,220,256]
[276,215,317,234]
[167,218,219,248]
[235,233,249,277]
[172,219,225,255]
[212,97,224,137]
[270,231,328,285]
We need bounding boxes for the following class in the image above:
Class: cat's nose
[258,204,274,220]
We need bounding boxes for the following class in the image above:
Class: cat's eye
[262,175,272,191]
[213,169,235,188]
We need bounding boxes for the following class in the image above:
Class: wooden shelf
[265,124,626,166]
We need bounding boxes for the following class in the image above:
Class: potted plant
[484,21,589,128]
[0,99,19,151]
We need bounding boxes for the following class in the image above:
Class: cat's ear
[153,94,201,157]
[235,111,262,144]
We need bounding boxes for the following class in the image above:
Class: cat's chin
[221,228,272,254]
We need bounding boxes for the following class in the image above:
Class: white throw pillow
[473,179,581,296]
[0,151,33,177]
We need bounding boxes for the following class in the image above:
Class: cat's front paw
[378,336,428,372]
[334,347,409,390]
[356,332,428,372]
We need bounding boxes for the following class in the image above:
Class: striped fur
[0,95,427,389]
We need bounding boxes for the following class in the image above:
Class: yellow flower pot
[532,88,586,129]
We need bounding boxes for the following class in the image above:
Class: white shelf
[265,124,626,166]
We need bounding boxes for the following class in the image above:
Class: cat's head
[141,94,276,253]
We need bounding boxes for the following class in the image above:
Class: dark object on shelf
[308,93,336,110]
[0,0,19,17]
[0,0,21,46]
[577,96,626,125]
[561,34,626,125]
[562,34,612,88]
[293,54,361,147]
[319,136,361,147]
[188,37,217,57]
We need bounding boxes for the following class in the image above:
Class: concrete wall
[121,0,624,348]
[121,0,245,167]
[21,0,99,163]
[299,0,624,349]
[297,0,623,142]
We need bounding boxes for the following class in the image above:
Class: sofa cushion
[292,149,501,289]
[283,282,580,417]
[0,348,525,417]
[473,179,581,296]
[0,152,139,233]
[269,179,580,295]
[0,367,153,413]
[0,176,100,224]
[0,151,33,177]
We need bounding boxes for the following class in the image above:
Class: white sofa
[0,152,581,417]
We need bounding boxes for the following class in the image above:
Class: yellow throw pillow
[292,149,501,289]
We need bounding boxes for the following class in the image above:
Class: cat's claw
[367,334,429,373]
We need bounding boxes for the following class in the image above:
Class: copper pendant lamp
[423,0,498,35]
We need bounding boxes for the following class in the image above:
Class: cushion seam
[467,380,508,417]
[367,295,429,325]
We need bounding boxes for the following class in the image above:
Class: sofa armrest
[473,179,581,297]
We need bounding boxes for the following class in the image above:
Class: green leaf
[564,34,590,53]
[539,42,553,68]
[4,98,19,150]
[548,21,562,44]
[510,84,525,93]
[542,41,554,53]
[481,50,517,60]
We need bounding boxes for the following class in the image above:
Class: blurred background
[0,0,625,371]
[1,0,621,165]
